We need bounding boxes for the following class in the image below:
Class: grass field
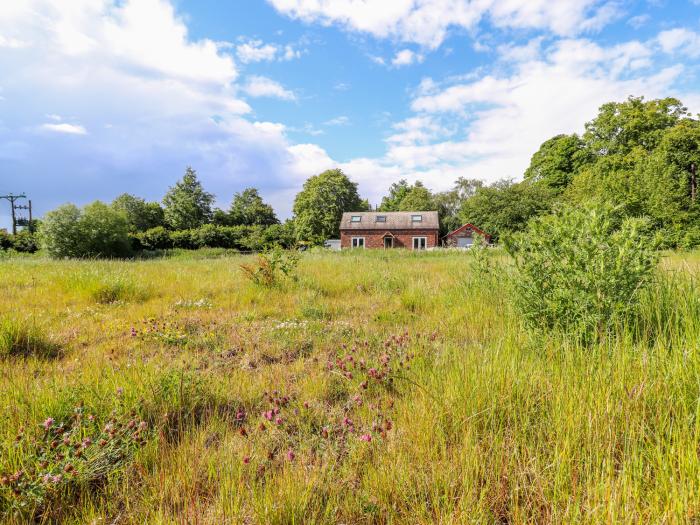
[1,249,699,524]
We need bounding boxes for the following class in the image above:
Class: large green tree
[460,179,556,240]
[227,188,279,226]
[293,169,366,243]
[379,180,411,211]
[111,193,164,232]
[583,96,687,157]
[524,134,591,191]
[162,167,214,230]
[40,201,131,258]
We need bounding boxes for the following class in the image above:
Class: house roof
[444,223,492,239]
[340,211,439,230]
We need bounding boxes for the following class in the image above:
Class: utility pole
[0,193,28,235]
[691,163,697,204]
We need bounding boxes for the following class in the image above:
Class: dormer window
[375,215,386,223]
[411,215,423,222]
[351,215,362,222]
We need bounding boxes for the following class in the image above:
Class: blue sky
[1,0,700,229]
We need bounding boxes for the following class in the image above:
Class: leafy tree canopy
[228,188,279,227]
[293,169,366,243]
[460,179,556,241]
[524,134,592,190]
[111,193,164,232]
[162,167,214,230]
[40,201,131,258]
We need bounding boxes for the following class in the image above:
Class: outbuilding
[339,211,439,250]
[443,223,492,248]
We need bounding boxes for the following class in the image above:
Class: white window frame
[350,215,362,223]
[351,237,365,249]
[411,215,423,223]
[412,236,427,250]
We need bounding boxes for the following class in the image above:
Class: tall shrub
[40,202,131,258]
[505,203,659,342]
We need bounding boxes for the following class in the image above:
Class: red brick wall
[340,229,439,249]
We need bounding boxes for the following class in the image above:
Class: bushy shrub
[505,203,659,342]
[12,230,39,253]
[0,230,12,250]
[39,202,131,258]
[240,248,300,287]
[136,226,173,250]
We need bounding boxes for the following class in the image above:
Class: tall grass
[0,250,698,523]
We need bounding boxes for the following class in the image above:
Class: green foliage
[583,96,687,156]
[11,230,39,253]
[460,179,556,240]
[39,202,132,258]
[378,179,411,211]
[293,169,366,244]
[111,193,164,232]
[396,181,435,211]
[162,167,214,230]
[136,226,173,250]
[0,230,12,250]
[226,188,279,226]
[240,248,300,287]
[506,203,659,342]
[0,318,62,359]
[524,134,592,190]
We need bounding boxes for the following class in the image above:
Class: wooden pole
[10,196,16,235]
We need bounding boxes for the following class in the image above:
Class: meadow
[1,249,699,524]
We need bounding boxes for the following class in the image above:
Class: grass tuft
[0,318,61,359]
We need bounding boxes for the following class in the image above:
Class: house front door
[384,236,393,249]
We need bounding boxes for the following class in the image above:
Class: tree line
[2,95,699,257]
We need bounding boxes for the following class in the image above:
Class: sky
[1,0,700,229]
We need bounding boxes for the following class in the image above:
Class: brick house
[443,223,492,248]
[339,211,439,250]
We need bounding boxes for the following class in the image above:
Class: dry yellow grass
[0,248,698,523]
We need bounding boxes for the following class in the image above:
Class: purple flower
[42,417,54,430]
[359,433,372,442]
[286,449,295,462]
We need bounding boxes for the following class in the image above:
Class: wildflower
[359,433,372,442]
[342,417,353,427]
[263,410,274,421]
[88,414,95,422]
[116,387,123,396]
[303,401,309,409]
[360,381,368,390]
[42,417,54,430]
[51,475,62,483]
[275,417,283,425]
[321,427,329,439]
[236,410,245,421]
[258,422,266,431]
[130,327,137,337]
[239,427,248,437]
[353,395,362,406]
[243,456,251,464]
[286,449,295,462]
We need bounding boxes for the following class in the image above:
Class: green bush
[39,202,131,258]
[505,203,659,342]
[0,230,12,250]
[12,230,39,253]
[240,248,300,287]
[136,226,173,250]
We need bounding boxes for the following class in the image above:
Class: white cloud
[242,75,296,100]
[40,122,87,135]
[391,48,423,67]
[236,39,278,63]
[0,34,28,48]
[658,28,700,58]
[235,38,302,63]
[324,116,350,126]
[268,0,621,49]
